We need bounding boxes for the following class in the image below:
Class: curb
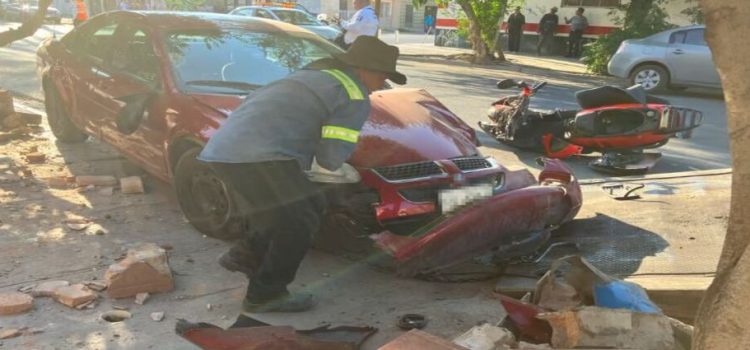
[579,168,733,186]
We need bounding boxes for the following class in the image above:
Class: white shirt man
[342,0,379,45]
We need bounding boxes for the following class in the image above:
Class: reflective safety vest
[76,0,88,21]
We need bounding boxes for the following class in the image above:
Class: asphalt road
[0,21,730,179]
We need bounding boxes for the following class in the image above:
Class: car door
[62,15,121,136]
[89,19,169,177]
[666,28,721,87]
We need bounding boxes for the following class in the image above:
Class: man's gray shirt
[568,15,588,31]
[197,67,370,171]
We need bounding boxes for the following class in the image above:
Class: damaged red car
[36,11,582,276]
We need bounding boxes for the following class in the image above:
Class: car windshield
[271,9,320,25]
[163,29,340,94]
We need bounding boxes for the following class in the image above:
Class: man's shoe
[242,292,316,313]
[218,247,260,276]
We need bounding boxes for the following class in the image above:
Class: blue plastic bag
[594,280,662,314]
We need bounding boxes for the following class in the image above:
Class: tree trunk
[457,0,491,64]
[0,0,52,47]
[490,2,506,61]
[693,1,750,349]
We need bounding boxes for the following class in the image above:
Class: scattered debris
[75,299,98,310]
[151,311,165,322]
[0,329,22,340]
[17,284,34,293]
[396,313,427,330]
[134,292,150,305]
[31,280,71,297]
[601,182,644,200]
[84,281,107,292]
[379,329,465,350]
[97,187,114,196]
[47,176,70,188]
[453,323,515,350]
[54,284,97,308]
[101,310,132,323]
[76,175,118,187]
[516,341,552,349]
[64,218,91,231]
[120,176,145,194]
[105,243,174,298]
[0,292,33,315]
[497,295,552,343]
[25,152,46,164]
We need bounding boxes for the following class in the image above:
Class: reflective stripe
[322,69,365,100]
[322,125,360,143]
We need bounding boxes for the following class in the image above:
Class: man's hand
[306,158,361,183]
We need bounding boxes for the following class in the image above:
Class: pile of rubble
[0,243,174,340]
[0,90,43,143]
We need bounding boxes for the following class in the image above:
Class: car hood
[190,88,479,168]
[300,25,340,40]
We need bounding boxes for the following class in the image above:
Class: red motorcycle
[479,80,703,174]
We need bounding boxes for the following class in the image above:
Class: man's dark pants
[508,29,522,52]
[537,32,555,55]
[568,29,584,57]
[210,160,326,302]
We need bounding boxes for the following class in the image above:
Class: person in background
[73,0,87,27]
[506,6,525,52]
[424,13,434,34]
[565,7,588,58]
[341,0,379,48]
[536,6,559,56]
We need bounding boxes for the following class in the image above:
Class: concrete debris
[0,329,22,340]
[120,176,145,194]
[516,341,552,349]
[75,299,98,310]
[378,329,467,350]
[53,284,97,308]
[206,303,212,311]
[75,175,118,187]
[134,292,150,305]
[537,306,675,350]
[64,219,91,231]
[97,186,114,196]
[25,152,46,164]
[0,292,33,315]
[84,281,107,292]
[31,280,71,297]
[453,324,515,350]
[150,311,165,322]
[105,243,174,298]
[47,176,70,188]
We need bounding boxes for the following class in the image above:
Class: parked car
[608,25,721,92]
[2,0,61,23]
[36,11,581,275]
[228,6,340,42]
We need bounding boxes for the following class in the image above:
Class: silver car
[229,6,342,42]
[607,25,721,92]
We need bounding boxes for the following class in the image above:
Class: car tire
[630,64,669,93]
[173,147,244,240]
[45,84,88,143]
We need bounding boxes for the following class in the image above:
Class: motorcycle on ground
[478,80,704,174]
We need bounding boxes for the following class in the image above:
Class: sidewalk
[396,42,592,76]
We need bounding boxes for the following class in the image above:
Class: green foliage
[583,0,675,74]
[164,0,205,11]
[681,0,704,24]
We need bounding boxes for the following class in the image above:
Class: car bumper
[607,53,631,78]
[371,158,582,276]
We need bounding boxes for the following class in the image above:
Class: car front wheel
[45,84,88,143]
[174,147,244,239]
[631,65,669,93]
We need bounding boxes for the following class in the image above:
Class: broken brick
[105,243,174,298]
[119,176,144,194]
[134,292,149,305]
[84,281,107,292]
[0,329,22,340]
[53,284,97,308]
[0,292,33,315]
[379,329,466,350]
[31,280,70,297]
[453,324,515,350]
[76,175,117,187]
[25,152,46,164]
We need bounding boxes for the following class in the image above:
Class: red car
[37,11,582,276]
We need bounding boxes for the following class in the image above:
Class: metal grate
[452,157,492,171]
[374,161,444,181]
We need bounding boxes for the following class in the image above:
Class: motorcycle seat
[575,85,669,109]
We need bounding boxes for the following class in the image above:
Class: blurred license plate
[439,185,493,214]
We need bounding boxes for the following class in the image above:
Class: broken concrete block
[120,176,145,194]
[0,292,33,315]
[53,284,97,308]
[134,292,149,305]
[76,175,117,187]
[31,280,70,297]
[105,243,174,298]
[64,219,90,231]
[537,307,674,350]
[453,324,515,350]
[25,152,46,164]
[378,329,467,350]
[150,311,165,322]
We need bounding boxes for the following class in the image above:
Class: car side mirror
[496,79,518,89]
[115,92,156,134]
